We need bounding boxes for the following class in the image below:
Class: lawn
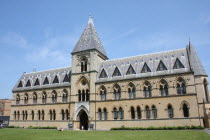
[0,129,209,140]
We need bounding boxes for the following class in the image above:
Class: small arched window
[33,92,37,104]
[24,93,28,105]
[25,111,28,120]
[17,111,20,120]
[49,110,53,120]
[81,57,88,72]
[103,108,108,120]
[113,84,121,100]
[42,110,45,120]
[128,83,136,99]
[22,111,25,120]
[131,106,135,119]
[143,82,152,97]
[119,107,124,119]
[145,106,150,119]
[78,90,81,102]
[14,111,16,120]
[53,110,56,120]
[159,80,168,96]
[31,110,34,121]
[183,103,189,117]
[61,109,65,120]
[204,79,209,102]
[66,109,69,120]
[152,105,157,119]
[52,91,57,103]
[42,92,47,104]
[168,104,174,118]
[38,110,41,120]
[100,86,107,101]
[98,108,102,120]
[113,107,118,120]
[62,89,68,103]
[16,94,20,105]
[86,89,89,101]
[177,78,186,95]
[137,106,142,119]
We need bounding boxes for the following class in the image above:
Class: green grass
[0,128,209,140]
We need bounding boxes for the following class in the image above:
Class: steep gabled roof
[72,17,107,58]
[187,42,207,76]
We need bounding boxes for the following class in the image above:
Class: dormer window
[34,78,40,86]
[126,65,136,75]
[63,74,70,82]
[141,62,151,73]
[18,81,23,88]
[112,67,121,77]
[43,77,49,85]
[99,69,108,78]
[173,58,184,69]
[53,75,59,84]
[157,60,167,71]
[26,80,31,87]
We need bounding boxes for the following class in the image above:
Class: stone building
[0,99,12,126]
[9,17,210,130]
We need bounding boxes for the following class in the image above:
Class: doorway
[79,110,89,130]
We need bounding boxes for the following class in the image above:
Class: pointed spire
[72,16,108,59]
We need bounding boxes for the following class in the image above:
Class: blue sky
[0,0,210,99]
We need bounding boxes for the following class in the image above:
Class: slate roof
[12,67,71,92]
[96,48,191,82]
[72,17,107,58]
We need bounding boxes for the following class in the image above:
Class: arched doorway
[79,110,89,130]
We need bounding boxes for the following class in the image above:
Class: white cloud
[0,32,28,48]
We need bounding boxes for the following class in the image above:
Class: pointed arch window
[63,74,70,82]
[14,111,16,120]
[141,62,151,73]
[159,80,168,96]
[137,106,142,119]
[143,82,152,97]
[53,110,56,120]
[177,78,186,95]
[126,65,136,75]
[33,92,37,104]
[26,80,31,87]
[66,109,69,120]
[145,106,150,119]
[49,110,53,120]
[98,108,102,120]
[173,58,184,69]
[25,111,28,120]
[100,86,107,101]
[42,110,45,120]
[34,78,40,86]
[38,110,41,120]
[16,94,20,105]
[18,81,23,88]
[104,108,108,120]
[113,107,118,120]
[22,111,25,120]
[62,89,68,103]
[61,109,65,120]
[112,67,121,77]
[42,92,47,104]
[53,75,59,84]
[131,106,135,119]
[119,107,124,119]
[78,90,81,102]
[81,57,88,72]
[24,93,28,105]
[152,105,157,119]
[99,69,108,78]
[31,110,34,120]
[43,77,49,85]
[128,83,136,99]
[157,60,167,71]
[167,104,174,118]
[113,84,121,100]
[52,91,57,103]
[17,111,20,120]
[183,103,189,117]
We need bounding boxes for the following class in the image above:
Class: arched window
[177,78,186,95]
[42,92,47,104]
[104,108,108,120]
[113,84,121,100]
[53,110,56,120]
[137,106,142,119]
[14,111,16,120]
[168,104,174,118]
[204,79,209,102]
[17,111,20,120]
[16,94,20,105]
[86,89,89,101]
[128,83,136,99]
[24,93,28,105]
[25,111,28,120]
[49,110,53,120]
[82,90,85,101]
[98,108,102,120]
[113,107,118,120]
[61,109,65,120]
[131,106,135,119]
[183,103,189,117]
[42,110,45,120]
[66,109,69,120]
[22,111,25,120]
[52,91,57,103]
[31,110,34,121]
[81,57,88,72]
[145,106,150,119]
[159,80,168,96]
[119,107,124,119]
[38,110,41,120]
[152,105,157,119]
[100,86,107,101]
[62,89,68,103]
[143,82,152,97]
[78,90,81,102]
[33,92,37,104]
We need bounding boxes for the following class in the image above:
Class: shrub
[111,126,204,130]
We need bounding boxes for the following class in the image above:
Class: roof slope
[187,42,207,76]
[72,17,107,58]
